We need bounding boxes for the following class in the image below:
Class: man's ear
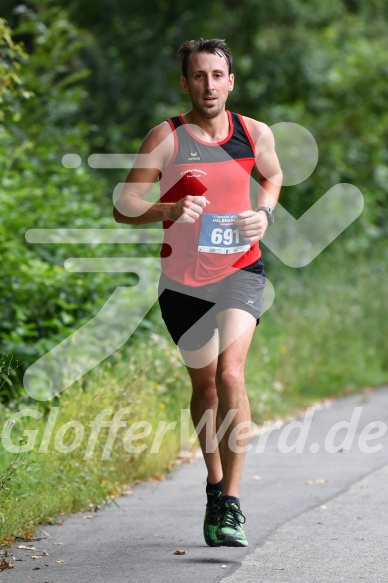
[180,76,189,93]
[229,73,235,92]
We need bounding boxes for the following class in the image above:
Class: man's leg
[181,308,256,547]
[214,307,256,546]
[180,333,224,546]
[180,331,222,484]
[183,308,255,493]
[215,308,256,495]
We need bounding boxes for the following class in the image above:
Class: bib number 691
[211,227,240,246]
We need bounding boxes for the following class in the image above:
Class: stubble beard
[194,100,226,119]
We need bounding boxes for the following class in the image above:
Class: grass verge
[0,333,191,541]
[246,241,387,420]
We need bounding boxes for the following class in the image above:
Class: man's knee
[216,366,244,393]
[191,381,218,407]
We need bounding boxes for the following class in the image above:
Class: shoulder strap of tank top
[167,116,183,130]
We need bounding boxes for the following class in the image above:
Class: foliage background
[0,0,387,538]
[1,0,387,392]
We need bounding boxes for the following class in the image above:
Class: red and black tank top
[159,110,261,286]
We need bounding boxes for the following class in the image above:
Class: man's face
[180,51,234,119]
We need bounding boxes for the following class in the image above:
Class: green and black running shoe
[203,490,222,546]
[216,501,248,547]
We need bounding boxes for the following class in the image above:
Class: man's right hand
[171,195,210,223]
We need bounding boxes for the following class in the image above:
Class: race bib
[198,213,250,254]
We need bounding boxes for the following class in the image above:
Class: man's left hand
[236,210,268,243]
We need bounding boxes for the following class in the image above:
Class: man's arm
[236,119,283,243]
[113,122,209,225]
[254,121,283,210]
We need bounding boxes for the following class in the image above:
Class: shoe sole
[218,536,248,547]
[205,539,223,547]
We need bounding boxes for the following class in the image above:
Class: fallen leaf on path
[53,541,63,546]
[173,550,186,555]
[0,558,14,570]
[47,517,64,525]
[1,537,15,546]
[83,515,95,519]
[315,479,327,484]
[56,559,65,563]
[31,555,43,560]
[42,550,49,556]
[177,448,202,464]
[17,545,36,550]
[147,475,165,483]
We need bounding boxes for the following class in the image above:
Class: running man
[114,38,282,547]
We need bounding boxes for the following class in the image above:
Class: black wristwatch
[255,206,274,225]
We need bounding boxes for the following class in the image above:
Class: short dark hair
[178,38,233,78]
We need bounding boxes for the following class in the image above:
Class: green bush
[0,11,144,399]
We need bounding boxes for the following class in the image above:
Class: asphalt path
[4,386,388,583]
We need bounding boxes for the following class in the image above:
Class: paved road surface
[4,386,388,583]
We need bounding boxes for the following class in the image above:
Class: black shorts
[158,258,266,351]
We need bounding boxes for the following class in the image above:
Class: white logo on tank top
[188,150,201,161]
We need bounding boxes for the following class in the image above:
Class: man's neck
[182,109,230,142]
